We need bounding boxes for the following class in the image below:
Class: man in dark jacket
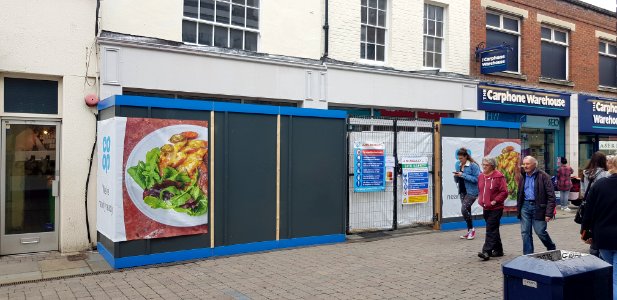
[517,156,556,255]
[581,163,617,299]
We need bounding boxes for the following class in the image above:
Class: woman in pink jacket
[477,157,509,261]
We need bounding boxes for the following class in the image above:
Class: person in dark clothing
[517,156,556,255]
[477,157,508,261]
[581,155,617,300]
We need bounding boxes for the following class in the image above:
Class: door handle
[52,180,59,197]
[20,237,40,244]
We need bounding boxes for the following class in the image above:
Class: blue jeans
[559,190,569,207]
[599,249,617,300]
[520,201,556,255]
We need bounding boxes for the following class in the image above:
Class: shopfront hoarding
[478,83,570,117]
[579,95,617,134]
[441,137,521,218]
[97,117,209,242]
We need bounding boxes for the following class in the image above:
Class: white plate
[125,125,209,227]
[488,142,521,158]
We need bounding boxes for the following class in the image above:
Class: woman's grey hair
[608,155,617,169]
[482,157,497,169]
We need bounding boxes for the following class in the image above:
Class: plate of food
[488,142,521,202]
[125,125,209,227]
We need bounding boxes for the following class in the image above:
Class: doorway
[1,120,60,255]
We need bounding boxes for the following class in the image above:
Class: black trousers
[482,209,503,253]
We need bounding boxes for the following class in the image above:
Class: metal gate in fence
[347,117,436,233]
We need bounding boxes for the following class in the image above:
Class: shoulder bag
[574,176,595,224]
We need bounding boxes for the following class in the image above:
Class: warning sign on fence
[353,142,386,192]
[401,157,429,204]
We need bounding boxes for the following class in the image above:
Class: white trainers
[563,207,572,212]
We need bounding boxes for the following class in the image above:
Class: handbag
[574,177,595,224]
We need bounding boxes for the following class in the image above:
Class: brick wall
[470,0,617,97]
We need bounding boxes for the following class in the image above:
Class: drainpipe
[95,0,101,36]
[321,0,329,62]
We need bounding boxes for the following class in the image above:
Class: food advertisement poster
[441,137,521,218]
[401,157,429,204]
[353,142,386,192]
[97,117,209,242]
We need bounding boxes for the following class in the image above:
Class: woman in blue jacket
[454,148,480,240]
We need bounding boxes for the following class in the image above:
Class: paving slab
[38,259,89,272]
[0,262,39,276]
[0,272,42,284]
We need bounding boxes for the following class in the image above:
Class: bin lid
[502,250,612,284]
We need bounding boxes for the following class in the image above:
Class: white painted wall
[326,66,475,112]
[100,0,323,60]
[329,0,470,74]
[100,0,183,42]
[259,0,323,59]
[99,44,327,107]
[567,94,579,175]
[0,0,98,253]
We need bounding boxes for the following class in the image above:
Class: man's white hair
[523,156,538,165]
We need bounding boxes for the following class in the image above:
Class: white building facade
[99,0,479,118]
[1,0,479,255]
[0,0,98,255]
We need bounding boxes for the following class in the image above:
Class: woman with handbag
[579,152,610,257]
[581,155,617,300]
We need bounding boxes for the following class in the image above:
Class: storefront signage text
[479,46,509,74]
[478,83,570,117]
[579,95,617,134]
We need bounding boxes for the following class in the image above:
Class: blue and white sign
[478,83,570,117]
[353,142,386,192]
[579,95,617,134]
[479,46,508,74]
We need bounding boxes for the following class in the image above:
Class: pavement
[0,209,589,299]
[0,251,112,285]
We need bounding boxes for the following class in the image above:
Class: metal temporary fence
[347,116,435,233]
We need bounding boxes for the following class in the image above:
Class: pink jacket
[478,170,508,210]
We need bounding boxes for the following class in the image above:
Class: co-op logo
[102,136,111,173]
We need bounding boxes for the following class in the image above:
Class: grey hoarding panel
[215,112,277,246]
[281,117,346,238]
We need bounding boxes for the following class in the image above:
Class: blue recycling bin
[503,250,612,300]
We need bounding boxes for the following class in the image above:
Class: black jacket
[582,174,617,250]
[516,169,556,220]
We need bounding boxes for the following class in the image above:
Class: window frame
[423,3,446,69]
[540,25,569,80]
[182,0,261,52]
[485,11,521,74]
[360,0,388,64]
[0,74,63,119]
[598,40,617,88]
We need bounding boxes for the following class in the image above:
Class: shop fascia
[579,95,617,134]
[478,83,571,119]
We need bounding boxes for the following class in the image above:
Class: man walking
[517,156,557,255]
